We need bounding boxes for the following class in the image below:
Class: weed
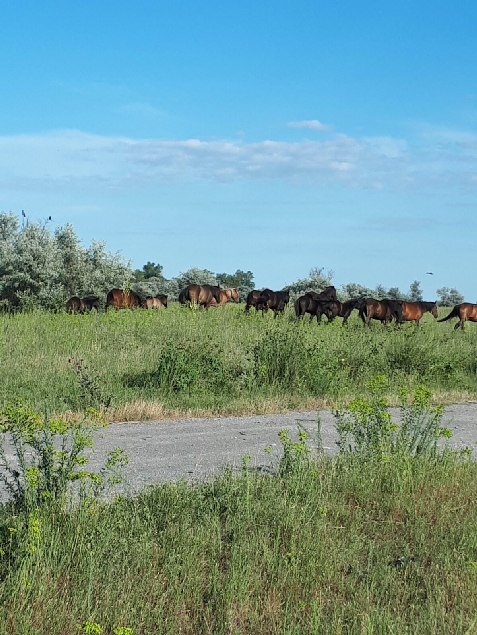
[69,356,113,410]
[335,375,453,458]
[0,400,126,511]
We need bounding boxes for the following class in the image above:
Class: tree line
[0,212,465,310]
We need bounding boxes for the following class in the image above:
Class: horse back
[461,303,477,322]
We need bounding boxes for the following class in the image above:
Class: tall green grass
[2,452,477,634]
[1,305,477,417]
[1,380,477,634]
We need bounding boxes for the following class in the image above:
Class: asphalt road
[85,403,477,496]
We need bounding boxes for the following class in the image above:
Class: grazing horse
[245,290,262,312]
[156,294,168,308]
[400,301,438,326]
[65,296,84,314]
[208,288,240,307]
[179,284,221,309]
[82,295,100,312]
[66,295,101,314]
[256,289,290,317]
[142,295,168,309]
[106,288,142,309]
[438,303,477,330]
[359,298,403,326]
[326,299,360,324]
[220,287,239,304]
[295,294,333,323]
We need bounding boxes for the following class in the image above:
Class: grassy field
[1,304,477,420]
[2,449,477,634]
[2,308,477,634]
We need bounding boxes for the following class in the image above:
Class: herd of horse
[65,284,477,330]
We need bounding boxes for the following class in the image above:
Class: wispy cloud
[0,125,476,192]
[287,119,332,131]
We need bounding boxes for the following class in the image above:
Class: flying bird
[48,216,52,221]
[22,210,26,217]
[426,272,434,275]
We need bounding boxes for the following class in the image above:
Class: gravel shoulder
[86,403,477,495]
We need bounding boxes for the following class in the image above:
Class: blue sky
[1,1,476,298]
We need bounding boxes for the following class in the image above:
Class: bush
[0,401,127,511]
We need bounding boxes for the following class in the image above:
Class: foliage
[408,279,423,301]
[216,269,255,301]
[340,280,425,302]
[0,401,127,510]
[335,376,451,457]
[133,261,164,281]
[437,286,465,306]
[68,356,113,411]
[284,266,334,297]
[0,212,132,310]
[278,426,311,476]
[339,281,375,300]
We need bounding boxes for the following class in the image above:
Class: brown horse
[295,295,333,323]
[245,290,262,312]
[179,284,221,309]
[306,285,337,302]
[220,288,239,304]
[66,295,101,313]
[81,295,100,311]
[106,288,142,309]
[142,295,168,309]
[208,288,240,307]
[326,299,360,324]
[400,301,438,326]
[65,296,84,314]
[438,303,477,330]
[256,289,290,317]
[359,298,403,326]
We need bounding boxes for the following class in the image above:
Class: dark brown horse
[326,299,360,324]
[82,295,100,311]
[179,284,221,309]
[359,298,403,326]
[306,285,337,302]
[400,301,438,325]
[256,289,290,317]
[65,296,84,314]
[438,303,477,330]
[295,295,333,323]
[245,290,262,312]
[106,288,142,309]
[156,294,168,308]
[65,295,100,314]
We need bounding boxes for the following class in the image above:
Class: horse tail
[294,298,300,317]
[437,305,460,322]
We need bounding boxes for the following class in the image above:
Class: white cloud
[287,119,332,131]
[0,126,475,193]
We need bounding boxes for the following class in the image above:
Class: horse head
[230,288,239,302]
